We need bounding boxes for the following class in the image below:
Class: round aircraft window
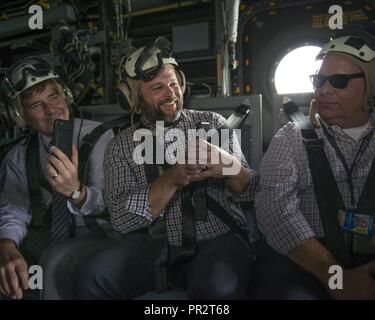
[274,46,322,94]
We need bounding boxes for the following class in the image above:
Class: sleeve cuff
[67,187,102,216]
[0,228,24,248]
[224,168,258,203]
[127,185,165,221]
[265,216,316,255]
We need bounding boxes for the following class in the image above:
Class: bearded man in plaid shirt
[74,37,258,300]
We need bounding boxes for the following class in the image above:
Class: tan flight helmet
[310,23,375,123]
[116,37,186,119]
[1,56,74,128]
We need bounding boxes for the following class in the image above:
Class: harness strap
[141,115,253,292]
[144,162,170,293]
[148,216,169,293]
[143,135,198,292]
[167,184,198,284]
[191,181,208,221]
[206,195,252,248]
[301,128,351,267]
[356,157,375,214]
[77,114,135,236]
[78,114,133,181]
[26,133,46,227]
[0,135,28,160]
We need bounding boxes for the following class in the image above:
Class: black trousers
[18,226,119,299]
[74,232,253,300]
[248,240,331,300]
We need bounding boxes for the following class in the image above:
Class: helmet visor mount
[317,35,375,62]
[4,57,59,98]
[125,37,177,81]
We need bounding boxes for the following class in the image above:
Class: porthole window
[274,46,322,94]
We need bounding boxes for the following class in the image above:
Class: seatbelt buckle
[197,121,211,131]
[196,121,212,144]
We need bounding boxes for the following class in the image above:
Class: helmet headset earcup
[175,67,186,96]
[116,79,137,112]
[63,84,74,106]
[5,96,26,128]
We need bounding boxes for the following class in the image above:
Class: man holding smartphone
[0,57,116,299]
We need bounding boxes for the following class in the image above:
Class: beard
[141,96,183,125]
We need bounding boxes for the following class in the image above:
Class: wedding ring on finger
[52,173,59,179]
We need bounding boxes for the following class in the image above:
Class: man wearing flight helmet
[0,57,116,299]
[74,37,258,299]
[254,23,375,299]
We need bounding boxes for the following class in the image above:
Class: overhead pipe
[81,0,212,22]
[226,0,240,70]
[120,0,212,18]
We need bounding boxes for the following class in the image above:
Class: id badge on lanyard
[338,209,375,236]
[338,209,375,255]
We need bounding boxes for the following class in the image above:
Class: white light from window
[274,46,322,94]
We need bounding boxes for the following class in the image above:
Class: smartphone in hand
[52,119,73,159]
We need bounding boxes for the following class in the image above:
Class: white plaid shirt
[104,109,258,246]
[255,113,375,255]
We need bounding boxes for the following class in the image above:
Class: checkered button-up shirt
[255,113,375,255]
[104,109,258,246]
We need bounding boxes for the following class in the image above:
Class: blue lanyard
[321,124,373,208]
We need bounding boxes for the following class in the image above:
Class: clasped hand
[168,139,240,189]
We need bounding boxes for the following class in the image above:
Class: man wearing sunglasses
[0,57,117,299]
[254,24,375,299]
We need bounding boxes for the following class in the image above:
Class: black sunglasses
[310,73,365,89]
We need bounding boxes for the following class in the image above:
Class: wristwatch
[71,184,82,200]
